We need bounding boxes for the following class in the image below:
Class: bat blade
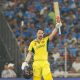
[53,0,61,35]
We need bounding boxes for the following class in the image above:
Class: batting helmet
[22,65,33,79]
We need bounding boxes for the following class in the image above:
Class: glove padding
[56,22,62,29]
[21,62,29,70]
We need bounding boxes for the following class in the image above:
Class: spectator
[7,63,17,78]
[70,56,80,73]
[54,66,66,77]
[1,63,17,78]
[52,51,60,62]
[1,63,9,78]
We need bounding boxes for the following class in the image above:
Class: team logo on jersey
[36,44,45,49]
[34,42,37,46]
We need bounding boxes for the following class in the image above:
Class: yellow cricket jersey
[28,36,49,61]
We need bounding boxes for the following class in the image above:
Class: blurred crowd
[1,0,80,77]
[1,63,17,78]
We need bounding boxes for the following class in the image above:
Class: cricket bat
[53,0,61,35]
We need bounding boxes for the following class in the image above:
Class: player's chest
[33,40,46,49]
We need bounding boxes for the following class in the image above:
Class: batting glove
[21,62,29,70]
[56,22,62,29]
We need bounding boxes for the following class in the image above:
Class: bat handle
[59,26,61,35]
[56,16,61,35]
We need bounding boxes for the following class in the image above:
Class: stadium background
[0,0,80,80]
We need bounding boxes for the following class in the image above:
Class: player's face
[37,30,44,40]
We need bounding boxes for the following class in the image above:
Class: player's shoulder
[30,39,37,44]
[44,36,49,40]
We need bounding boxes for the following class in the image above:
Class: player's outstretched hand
[21,62,29,70]
[56,22,62,29]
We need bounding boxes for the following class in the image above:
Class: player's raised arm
[49,23,62,41]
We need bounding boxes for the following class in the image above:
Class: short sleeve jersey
[28,36,49,61]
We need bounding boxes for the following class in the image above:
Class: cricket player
[21,23,62,80]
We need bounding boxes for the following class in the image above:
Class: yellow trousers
[32,61,53,80]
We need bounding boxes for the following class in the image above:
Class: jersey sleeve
[44,36,49,42]
[28,41,33,52]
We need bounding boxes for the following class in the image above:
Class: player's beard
[38,36,43,40]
